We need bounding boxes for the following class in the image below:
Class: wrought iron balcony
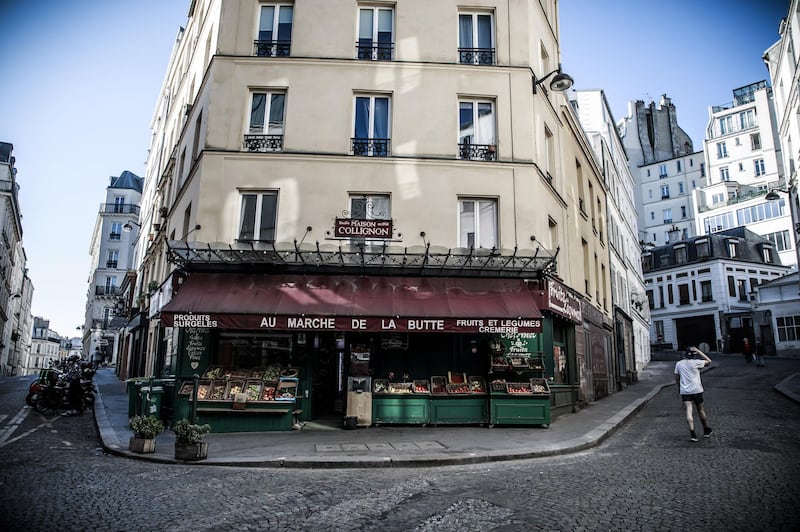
[253,40,291,57]
[99,203,140,215]
[458,143,496,161]
[352,138,390,157]
[458,48,495,65]
[243,134,284,152]
[106,261,118,269]
[95,286,120,296]
[109,232,121,240]
[356,42,394,61]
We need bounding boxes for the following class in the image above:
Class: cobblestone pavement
[1,359,798,531]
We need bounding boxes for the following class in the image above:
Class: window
[766,229,792,252]
[244,91,286,152]
[754,158,765,176]
[696,239,709,258]
[357,7,393,60]
[353,95,390,156]
[660,184,670,199]
[761,246,773,263]
[727,240,738,258]
[113,196,125,214]
[719,115,733,135]
[459,100,495,160]
[739,109,755,129]
[458,12,494,64]
[255,4,293,57]
[109,222,122,240]
[777,315,800,342]
[675,245,687,264]
[678,182,685,194]
[737,279,748,301]
[716,142,728,158]
[677,160,682,172]
[720,167,729,181]
[104,276,117,295]
[106,250,119,269]
[459,198,498,249]
[349,194,391,245]
[658,164,667,178]
[700,280,713,302]
[678,284,690,305]
[192,113,202,162]
[681,205,687,218]
[667,284,674,305]
[662,208,672,224]
[238,191,278,242]
[727,276,736,297]
[750,133,761,150]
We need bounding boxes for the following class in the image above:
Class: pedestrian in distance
[755,340,766,367]
[674,346,713,442]
[742,337,753,363]
[92,348,103,369]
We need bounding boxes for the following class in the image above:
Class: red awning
[161,273,542,333]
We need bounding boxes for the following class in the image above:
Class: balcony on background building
[458,48,495,65]
[105,261,118,269]
[109,232,121,240]
[95,286,120,296]
[458,143,496,161]
[253,40,291,57]
[356,41,394,61]
[99,203,140,215]
[352,138,390,157]
[243,134,284,152]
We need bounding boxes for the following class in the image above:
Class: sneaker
[690,431,699,442]
[703,428,713,438]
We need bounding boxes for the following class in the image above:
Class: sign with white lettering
[163,313,542,333]
[334,218,392,239]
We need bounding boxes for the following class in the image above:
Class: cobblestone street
[1,359,798,531]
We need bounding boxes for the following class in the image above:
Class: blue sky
[0,0,790,337]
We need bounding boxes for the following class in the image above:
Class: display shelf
[430,395,488,425]
[372,395,430,425]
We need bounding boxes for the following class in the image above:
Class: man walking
[675,346,713,442]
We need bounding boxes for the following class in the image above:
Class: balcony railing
[105,261,118,269]
[458,48,495,65]
[352,138,390,157]
[253,40,291,57]
[458,143,496,161]
[356,42,394,61]
[99,203,140,215]
[109,232,121,240]
[243,134,284,152]
[95,286,120,296]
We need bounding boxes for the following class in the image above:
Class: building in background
[569,89,651,387]
[82,170,143,366]
[122,0,615,430]
[0,141,33,376]
[25,317,63,375]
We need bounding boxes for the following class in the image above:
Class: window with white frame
[739,109,755,129]
[357,6,394,60]
[662,208,672,224]
[255,4,293,57]
[696,239,709,258]
[459,100,496,160]
[349,194,391,245]
[459,198,498,249]
[458,11,494,64]
[727,239,738,258]
[244,91,286,152]
[106,250,119,269]
[716,141,728,158]
[104,276,117,295]
[238,191,278,242]
[678,181,685,194]
[750,133,761,150]
[658,164,667,178]
[660,184,670,199]
[766,229,792,251]
[719,115,733,135]
[353,95,390,156]
[777,315,800,342]
[110,222,122,240]
[720,166,730,181]
[754,158,765,176]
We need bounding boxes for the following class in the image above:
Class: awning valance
[161,274,542,333]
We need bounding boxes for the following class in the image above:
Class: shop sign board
[334,218,392,238]
[535,279,582,323]
[179,327,211,375]
[165,313,542,334]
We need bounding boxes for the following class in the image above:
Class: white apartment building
[570,89,651,381]
[82,171,143,365]
[124,0,618,429]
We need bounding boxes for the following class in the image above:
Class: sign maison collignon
[334,218,392,238]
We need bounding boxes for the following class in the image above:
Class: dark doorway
[674,315,717,351]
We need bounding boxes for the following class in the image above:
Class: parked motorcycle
[30,355,96,414]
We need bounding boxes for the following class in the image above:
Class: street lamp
[122,220,141,232]
[533,64,575,94]
[765,180,800,289]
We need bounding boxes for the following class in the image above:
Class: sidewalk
[91,358,800,468]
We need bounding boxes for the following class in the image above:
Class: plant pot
[174,442,208,461]
[129,436,156,454]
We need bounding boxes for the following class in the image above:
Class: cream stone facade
[125,1,611,411]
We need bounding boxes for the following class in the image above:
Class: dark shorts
[681,393,704,404]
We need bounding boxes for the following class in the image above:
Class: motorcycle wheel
[83,393,96,407]
[25,391,36,407]
[33,395,53,414]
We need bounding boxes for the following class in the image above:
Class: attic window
[726,238,738,258]
[695,239,709,258]
[761,244,774,263]
[674,244,687,264]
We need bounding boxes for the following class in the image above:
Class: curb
[774,372,800,404]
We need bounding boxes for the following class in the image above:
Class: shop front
[159,273,552,431]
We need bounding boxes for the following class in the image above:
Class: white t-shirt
[674,358,707,395]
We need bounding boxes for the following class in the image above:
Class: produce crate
[430,376,447,395]
[490,379,507,392]
[413,380,430,394]
[373,379,389,394]
[249,367,266,379]
[468,376,487,394]
[447,371,467,384]
[195,380,211,400]
[202,367,223,379]
[260,383,277,401]
[506,382,533,395]
[224,380,245,400]
[208,381,227,401]
[178,382,195,396]
[275,378,298,401]
[388,382,413,394]
[529,378,551,397]
[244,381,263,401]
[446,383,470,394]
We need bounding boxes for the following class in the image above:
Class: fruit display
[468,376,486,394]
[529,378,551,396]
[388,382,413,394]
[491,379,507,392]
[373,379,389,394]
[209,381,227,400]
[245,381,262,401]
[447,372,466,384]
[249,367,266,379]
[196,382,210,400]
[413,380,430,394]
[178,383,194,396]
[509,355,528,368]
[446,383,470,394]
[430,376,447,394]
[260,385,276,401]
[225,380,244,400]
[506,382,533,395]
[262,364,283,381]
[203,367,223,379]
[276,378,298,400]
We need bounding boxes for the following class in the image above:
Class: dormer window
[726,238,738,258]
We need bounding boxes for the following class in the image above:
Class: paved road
[1,359,798,531]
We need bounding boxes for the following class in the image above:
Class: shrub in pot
[173,419,211,461]
[129,415,165,454]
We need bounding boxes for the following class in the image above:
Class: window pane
[259,6,274,40]
[277,7,293,41]
[459,102,474,144]
[239,195,257,240]
[477,15,492,48]
[259,194,277,241]
[373,97,389,138]
[359,9,373,40]
[477,200,497,248]
[458,15,473,48]
[268,94,285,135]
[355,97,370,138]
[351,197,367,219]
[460,201,475,246]
[250,93,266,131]
[377,10,392,42]
[476,102,493,144]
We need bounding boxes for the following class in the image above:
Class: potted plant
[129,415,165,454]
[147,280,160,293]
[173,419,211,461]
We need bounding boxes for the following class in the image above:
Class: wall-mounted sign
[334,218,392,239]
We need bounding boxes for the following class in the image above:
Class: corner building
[132,0,611,431]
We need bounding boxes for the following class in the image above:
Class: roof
[109,170,143,193]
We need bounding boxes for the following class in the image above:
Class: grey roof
[109,170,143,193]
